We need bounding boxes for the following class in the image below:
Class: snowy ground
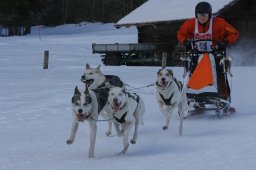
[0,23,256,170]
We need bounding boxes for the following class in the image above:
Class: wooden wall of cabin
[218,0,255,65]
[137,21,184,66]
[219,0,256,41]
[137,22,182,48]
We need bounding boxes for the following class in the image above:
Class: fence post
[162,52,167,67]
[43,51,49,69]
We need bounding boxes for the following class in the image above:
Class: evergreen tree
[0,0,147,35]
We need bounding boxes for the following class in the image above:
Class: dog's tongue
[161,82,167,88]
[113,102,120,112]
[85,80,93,86]
[77,114,85,122]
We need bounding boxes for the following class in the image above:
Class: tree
[0,0,34,35]
[0,0,148,35]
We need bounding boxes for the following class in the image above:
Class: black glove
[216,39,229,50]
[183,40,192,51]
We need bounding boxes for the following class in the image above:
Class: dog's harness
[113,112,127,124]
[127,92,141,112]
[109,102,128,124]
[111,92,140,124]
[156,77,183,106]
[159,92,174,106]
[173,77,183,92]
[97,81,111,89]
[127,92,140,103]
[97,75,124,89]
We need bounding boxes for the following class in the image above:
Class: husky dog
[66,86,99,158]
[81,63,124,136]
[156,68,188,136]
[104,87,145,154]
[81,63,123,90]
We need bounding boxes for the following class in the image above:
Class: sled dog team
[66,63,188,158]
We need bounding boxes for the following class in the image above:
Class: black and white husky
[81,63,124,135]
[81,63,123,90]
[66,86,101,158]
[104,87,145,154]
[156,68,188,136]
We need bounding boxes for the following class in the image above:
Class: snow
[116,0,235,26]
[0,22,256,170]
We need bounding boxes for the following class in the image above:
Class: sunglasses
[197,13,209,17]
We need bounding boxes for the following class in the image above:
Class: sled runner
[180,40,235,118]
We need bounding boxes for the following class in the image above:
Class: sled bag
[187,53,214,90]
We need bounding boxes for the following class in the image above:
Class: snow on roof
[116,0,236,27]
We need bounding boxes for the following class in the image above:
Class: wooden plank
[43,51,49,69]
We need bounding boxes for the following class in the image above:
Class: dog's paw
[162,126,168,130]
[118,145,129,155]
[88,155,95,158]
[179,126,183,136]
[105,131,112,136]
[117,151,125,156]
[130,139,136,144]
[66,139,73,144]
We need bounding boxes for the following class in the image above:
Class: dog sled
[180,39,235,118]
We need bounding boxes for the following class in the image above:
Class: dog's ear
[74,86,80,95]
[84,87,92,103]
[71,96,75,103]
[86,63,90,69]
[121,87,126,94]
[168,69,173,76]
[157,69,162,75]
[96,65,101,69]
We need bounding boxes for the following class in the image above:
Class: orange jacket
[177,17,239,45]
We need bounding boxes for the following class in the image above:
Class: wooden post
[43,51,49,69]
[162,52,167,67]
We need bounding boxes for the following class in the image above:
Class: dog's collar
[159,92,174,106]
[97,83,107,89]
[84,113,91,120]
[120,102,127,110]
[97,78,110,89]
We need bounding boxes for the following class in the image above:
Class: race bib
[194,40,212,52]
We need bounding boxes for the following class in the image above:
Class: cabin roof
[115,0,238,27]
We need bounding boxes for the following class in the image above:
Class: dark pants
[214,56,231,101]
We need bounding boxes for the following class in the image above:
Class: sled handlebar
[186,39,226,55]
[180,39,233,78]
